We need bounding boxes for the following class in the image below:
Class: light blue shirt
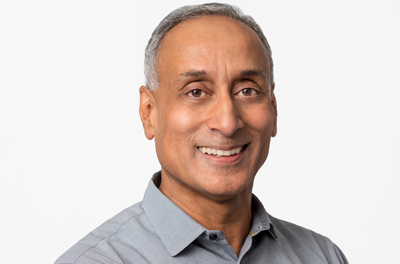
[55,172,349,264]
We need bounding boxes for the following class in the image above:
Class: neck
[159,171,253,257]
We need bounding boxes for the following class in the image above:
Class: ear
[139,86,157,140]
[270,82,278,137]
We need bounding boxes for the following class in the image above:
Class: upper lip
[197,144,247,150]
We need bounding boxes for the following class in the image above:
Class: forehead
[157,16,270,83]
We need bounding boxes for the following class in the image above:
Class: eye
[187,89,205,98]
[238,88,258,96]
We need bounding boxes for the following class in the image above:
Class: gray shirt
[55,172,349,264]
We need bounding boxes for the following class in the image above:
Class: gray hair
[144,3,274,91]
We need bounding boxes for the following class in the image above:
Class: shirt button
[209,234,218,240]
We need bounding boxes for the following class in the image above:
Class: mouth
[197,144,248,157]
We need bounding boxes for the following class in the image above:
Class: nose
[207,93,244,137]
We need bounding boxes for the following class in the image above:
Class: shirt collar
[250,194,278,239]
[141,171,277,257]
[141,171,206,256]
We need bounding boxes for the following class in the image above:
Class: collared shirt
[55,172,349,264]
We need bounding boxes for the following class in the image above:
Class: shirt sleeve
[332,243,349,264]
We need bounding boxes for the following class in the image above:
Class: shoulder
[270,215,328,243]
[268,215,349,264]
[54,202,147,264]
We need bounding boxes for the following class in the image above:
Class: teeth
[198,146,243,156]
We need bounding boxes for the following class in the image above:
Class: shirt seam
[71,211,146,264]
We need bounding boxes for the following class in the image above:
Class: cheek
[244,104,275,168]
[154,104,198,173]
[243,104,275,134]
[158,104,201,149]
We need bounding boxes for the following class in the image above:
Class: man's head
[139,3,277,200]
[144,3,274,91]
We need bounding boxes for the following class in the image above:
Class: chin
[197,173,253,198]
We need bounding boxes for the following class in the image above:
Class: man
[56,3,348,264]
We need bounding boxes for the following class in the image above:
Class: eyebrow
[178,69,266,79]
[179,70,207,78]
[240,69,267,78]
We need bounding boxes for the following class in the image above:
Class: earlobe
[139,86,156,140]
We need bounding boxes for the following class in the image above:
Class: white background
[1,0,399,263]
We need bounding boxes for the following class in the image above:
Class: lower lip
[198,147,246,164]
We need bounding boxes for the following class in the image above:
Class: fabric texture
[55,172,349,264]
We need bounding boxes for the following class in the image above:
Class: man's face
[143,16,277,199]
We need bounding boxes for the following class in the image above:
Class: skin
[139,16,277,257]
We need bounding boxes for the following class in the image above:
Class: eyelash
[186,88,259,99]
[237,88,259,96]
[187,89,206,98]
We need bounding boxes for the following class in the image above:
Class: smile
[198,146,244,157]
